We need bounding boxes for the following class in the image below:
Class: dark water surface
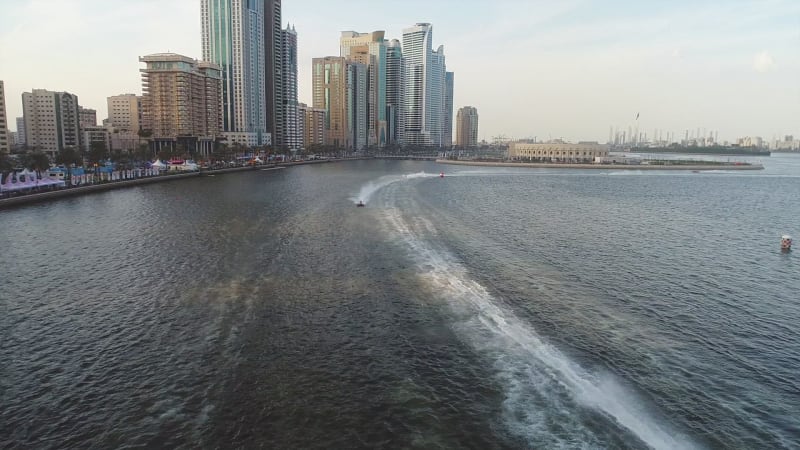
[2,156,799,448]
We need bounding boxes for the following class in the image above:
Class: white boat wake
[356,173,698,449]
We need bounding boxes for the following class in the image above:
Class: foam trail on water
[350,171,437,204]
[378,194,697,449]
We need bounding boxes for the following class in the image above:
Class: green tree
[0,151,13,184]
[134,143,151,165]
[112,149,133,179]
[212,143,232,165]
[56,147,83,167]
[27,151,51,178]
[174,143,187,159]
[56,147,83,187]
[157,147,177,162]
[88,141,108,166]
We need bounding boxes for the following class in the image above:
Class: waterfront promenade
[0,159,339,210]
[436,159,765,170]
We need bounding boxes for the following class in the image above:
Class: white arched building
[508,141,609,163]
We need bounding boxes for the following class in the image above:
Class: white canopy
[1,171,66,193]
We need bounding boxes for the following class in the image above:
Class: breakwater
[436,159,764,170]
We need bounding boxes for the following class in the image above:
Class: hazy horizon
[1,0,798,144]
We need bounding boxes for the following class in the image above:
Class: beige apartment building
[509,141,609,163]
[107,94,142,132]
[312,57,349,149]
[340,31,387,147]
[0,81,9,153]
[455,106,478,147]
[22,89,81,156]
[107,93,143,152]
[79,107,97,129]
[140,53,222,154]
[298,103,326,149]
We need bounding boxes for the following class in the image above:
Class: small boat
[781,235,792,251]
[356,201,365,207]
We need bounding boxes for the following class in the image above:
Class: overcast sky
[1,0,798,143]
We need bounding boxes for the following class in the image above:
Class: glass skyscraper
[202,0,274,146]
[401,23,447,147]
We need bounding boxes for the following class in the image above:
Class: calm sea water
[1,154,798,449]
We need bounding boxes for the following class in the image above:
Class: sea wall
[0,158,368,210]
[0,172,203,209]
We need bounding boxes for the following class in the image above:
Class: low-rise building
[509,141,609,163]
[82,126,110,154]
[298,103,326,149]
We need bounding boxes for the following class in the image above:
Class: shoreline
[0,158,354,210]
[436,159,765,170]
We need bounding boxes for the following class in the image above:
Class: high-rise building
[456,106,479,147]
[340,30,387,147]
[264,0,282,149]
[201,0,273,146]
[139,53,222,154]
[0,81,9,153]
[22,89,81,156]
[443,72,454,148]
[312,57,348,149]
[298,102,325,149]
[79,107,97,129]
[107,94,142,132]
[402,23,448,147]
[347,62,368,151]
[385,39,403,146]
[313,55,370,151]
[278,24,299,151]
[15,117,26,146]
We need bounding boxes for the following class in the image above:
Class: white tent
[0,171,65,193]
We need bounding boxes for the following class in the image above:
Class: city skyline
[1,0,798,144]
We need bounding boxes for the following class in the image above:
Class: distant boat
[357,200,365,207]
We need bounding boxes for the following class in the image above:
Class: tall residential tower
[456,106,479,147]
[340,30,387,147]
[402,23,448,147]
[385,39,404,146]
[312,57,346,149]
[0,81,9,153]
[201,0,270,146]
[278,24,299,151]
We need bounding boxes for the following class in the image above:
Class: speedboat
[357,201,365,207]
